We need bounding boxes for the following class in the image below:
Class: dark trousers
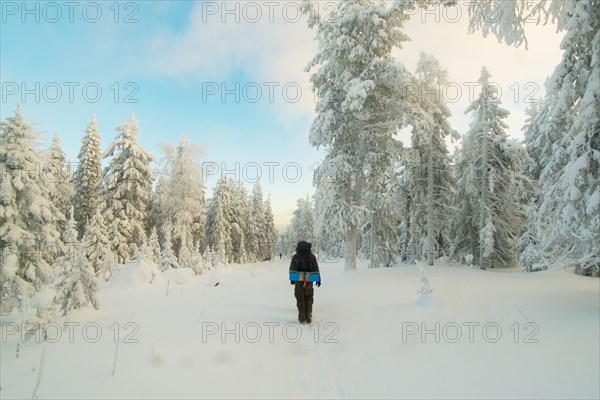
[294,282,314,322]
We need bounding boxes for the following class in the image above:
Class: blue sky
[0,0,563,230]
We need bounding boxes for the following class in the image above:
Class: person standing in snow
[289,241,321,324]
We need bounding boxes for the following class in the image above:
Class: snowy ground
[1,259,599,399]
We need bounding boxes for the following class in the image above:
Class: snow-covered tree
[225,181,247,264]
[0,106,62,312]
[517,201,547,273]
[147,226,161,264]
[523,100,548,181]
[472,0,599,275]
[544,1,599,275]
[229,221,246,264]
[360,164,405,268]
[235,182,254,262]
[156,136,205,266]
[100,114,154,264]
[204,178,275,264]
[304,0,411,270]
[43,133,73,235]
[263,195,278,261]
[451,67,528,269]
[404,52,457,265]
[450,137,481,266]
[159,224,179,271]
[201,245,218,272]
[148,174,167,235]
[205,176,232,265]
[249,182,266,261]
[74,115,102,238]
[396,152,418,265]
[398,217,413,264]
[189,241,205,274]
[133,241,155,266]
[290,196,316,245]
[53,207,100,315]
[82,208,114,281]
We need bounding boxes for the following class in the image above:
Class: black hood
[296,241,312,254]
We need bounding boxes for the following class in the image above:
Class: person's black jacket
[289,241,320,275]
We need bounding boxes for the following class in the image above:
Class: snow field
[1,259,598,399]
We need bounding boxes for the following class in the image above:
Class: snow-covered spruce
[147,226,161,265]
[159,223,179,271]
[73,115,102,239]
[291,196,316,246]
[468,0,599,275]
[403,52,457,266]
[53,207,100,315]
[359,168,403,268]
[154,136,205,268]
[42,133,73,236]
[537,1,599,275]
[82,208,114,281]
[205,176,234,266]
[0,106,63,313]
[99,113,154,264]
[451,67,529,270]
[205,178,276,266]
[263,195,278,262]
[250,182,276,262]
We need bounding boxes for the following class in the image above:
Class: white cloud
[146,1,563,142]
[145,1,318,122]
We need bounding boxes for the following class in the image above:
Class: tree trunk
[370,213,374,269]
[345,223,358,270]
[479,126,489,271]
[401,195,412,263]
[344,127,366,271]
[427,139,435,266]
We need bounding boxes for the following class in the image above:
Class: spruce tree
[452,67,528,269]
[74,115,102,238]
[82,208,114,281]
[0,106,62,312]
[147,226,161,264]
[205,177,232,265]
[405,53,457,265]
[43,133,73,235]
[467,0,599,275]
[263,195,278,261]
[250,182,266,261]
[100,114,154,263]
[53,207,100,315]
[158,136,205,266]
[159,224,179,271]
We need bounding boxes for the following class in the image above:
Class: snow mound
[162,268,194,284]
[110,260,162,288]
[414,292,440,307]
[29,286,56,309]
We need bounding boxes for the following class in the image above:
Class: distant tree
[73,115,102,238]
[100,114,154,263]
